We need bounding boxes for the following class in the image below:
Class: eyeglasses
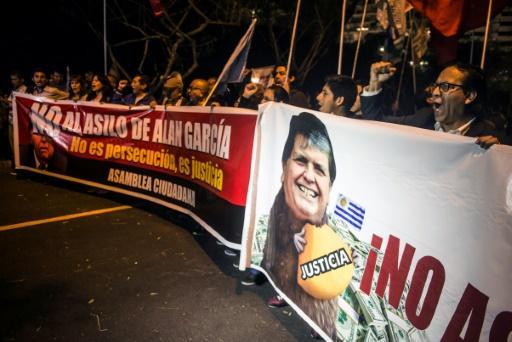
[273,70,286,76]
[430,82,466,94]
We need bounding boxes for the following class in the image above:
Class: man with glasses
[185,78,210,106]
[360,61,504,148]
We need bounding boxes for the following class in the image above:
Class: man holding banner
[361,61,505,148]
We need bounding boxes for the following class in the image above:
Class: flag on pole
[411,19,429,61]
[203,19,257,104]
[408,0,508,64]
[218,19,257,87]
[408,0,508,37]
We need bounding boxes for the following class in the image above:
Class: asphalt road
[0,161,312,342]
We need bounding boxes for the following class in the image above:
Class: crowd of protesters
[1,62,510,175]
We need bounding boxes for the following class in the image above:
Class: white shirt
[434,117,476,136]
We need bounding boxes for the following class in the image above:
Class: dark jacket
[122,93,156,106]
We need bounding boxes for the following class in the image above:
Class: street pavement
[0,161,312,342]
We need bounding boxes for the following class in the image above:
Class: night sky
[1,1,427,99]
[1,1,382,92]
[1,1,103,92]
[1,2,338,92]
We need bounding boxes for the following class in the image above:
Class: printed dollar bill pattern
[250,214,430,341]
[330,215,429,342]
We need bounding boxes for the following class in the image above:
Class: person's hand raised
[368,61,397,92]
[242,83,259,99]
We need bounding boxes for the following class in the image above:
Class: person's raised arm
[367,61,397,93]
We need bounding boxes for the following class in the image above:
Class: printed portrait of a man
[261,112,339,340]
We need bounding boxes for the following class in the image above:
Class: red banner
[14,93,258,247]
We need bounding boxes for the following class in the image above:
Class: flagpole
[351,0,369,79]
[203,19,257,106]
[395,34,410,115]
[66,65,70,93]
[469,30,475,64]
[408,13,417,96]
[285,0,302,85]
[337,0,347,75]
[481,0,494,69]
[203,70,225,107]
[103,0,108,75]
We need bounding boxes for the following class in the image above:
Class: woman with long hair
[69,74,89,101]
[86,74,113,103]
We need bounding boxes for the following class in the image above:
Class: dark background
[0,1,422,99]
[1,1,510,117]
[1,1,103,90]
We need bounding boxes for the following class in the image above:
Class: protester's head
[207,77,217,91]
[280,112,336,224]
[31,131,55,166]
[163,72,183,99]
[107,73,118,90]
[69,74,86,96]
[187,79,209,105]
[273,65,296,88]
[262,85,289,104]
[91,74,112,94]
[317,75,357,116]
[49,70,64,87]
[117,78,129,91]
[32,68,48,88]
[131,74,151,95]
[84,71,94,84]
[451,62,486,116]
[431,62,485,128]
[10,70,25,89]
[115,78,131,96]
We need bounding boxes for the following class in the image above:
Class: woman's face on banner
[282,134,331,225]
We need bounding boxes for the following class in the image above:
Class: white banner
[241,102,512,341]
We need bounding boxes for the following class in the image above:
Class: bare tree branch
[187,0,210,23]
[112,36,161,48]
[137,40,150,73]
[267,21,281,63]
[74,0,353,90]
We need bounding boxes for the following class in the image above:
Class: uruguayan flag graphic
[334,194,366,231]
